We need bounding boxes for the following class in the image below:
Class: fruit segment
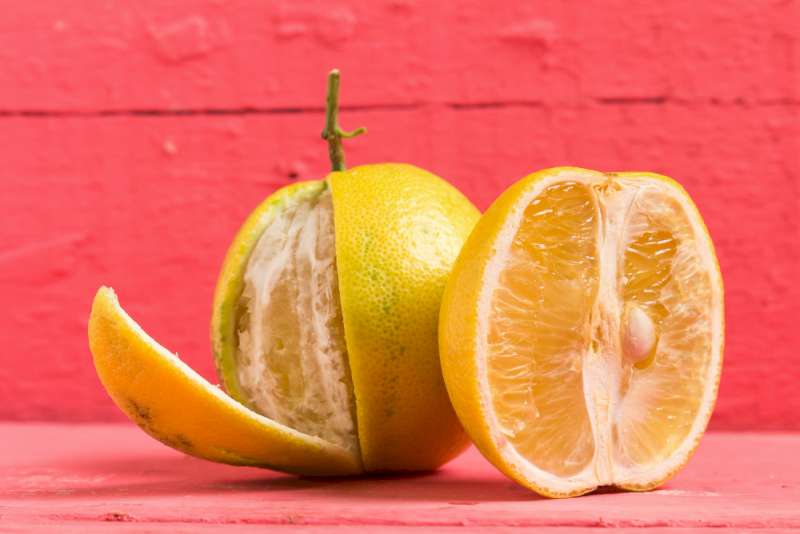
[236,186,358,453]
[488,182,597,477]
[615,184,716,472]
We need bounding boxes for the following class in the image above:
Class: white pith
[235,188,358,453]
[476,170,724,494]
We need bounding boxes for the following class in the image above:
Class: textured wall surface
[1,0,798,428]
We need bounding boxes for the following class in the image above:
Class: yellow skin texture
[329,163,480,471]
[209,163,480,472]
[89,287,361,476]
[439,167,724,497]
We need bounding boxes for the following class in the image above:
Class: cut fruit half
[440,167,724,497]
[89,286,361,475]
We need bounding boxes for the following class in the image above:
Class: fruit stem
[321,69,366,172]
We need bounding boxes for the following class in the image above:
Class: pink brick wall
[1,1,798,428]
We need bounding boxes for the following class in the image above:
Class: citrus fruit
[89,70,479,475]
[439,167,724,497]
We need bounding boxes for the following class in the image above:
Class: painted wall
[1,1,798,428]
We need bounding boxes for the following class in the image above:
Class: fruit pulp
[235,186,358,453]
[487,174,719,484]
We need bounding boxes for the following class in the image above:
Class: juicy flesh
[235,188,358,452]
[487,177,716,483]
[615,188,713,468]
[489,182,597,477]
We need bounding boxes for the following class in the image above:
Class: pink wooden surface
[1,0,799,429]
[1,423,799,531]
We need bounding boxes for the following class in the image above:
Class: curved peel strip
[89,286,362,475]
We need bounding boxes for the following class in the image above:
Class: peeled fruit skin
[439,167,724,497]
[212,163,480,473]
[90,287,361,476]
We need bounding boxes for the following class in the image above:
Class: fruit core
[234,186,358,453]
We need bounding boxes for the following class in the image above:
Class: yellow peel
[89,286,362,476]
[328,163,480,471]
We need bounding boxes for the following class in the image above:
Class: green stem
[321,69,366,172]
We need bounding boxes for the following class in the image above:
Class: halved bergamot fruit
[439,167,724,497]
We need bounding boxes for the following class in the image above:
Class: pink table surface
[1,423,798,532]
